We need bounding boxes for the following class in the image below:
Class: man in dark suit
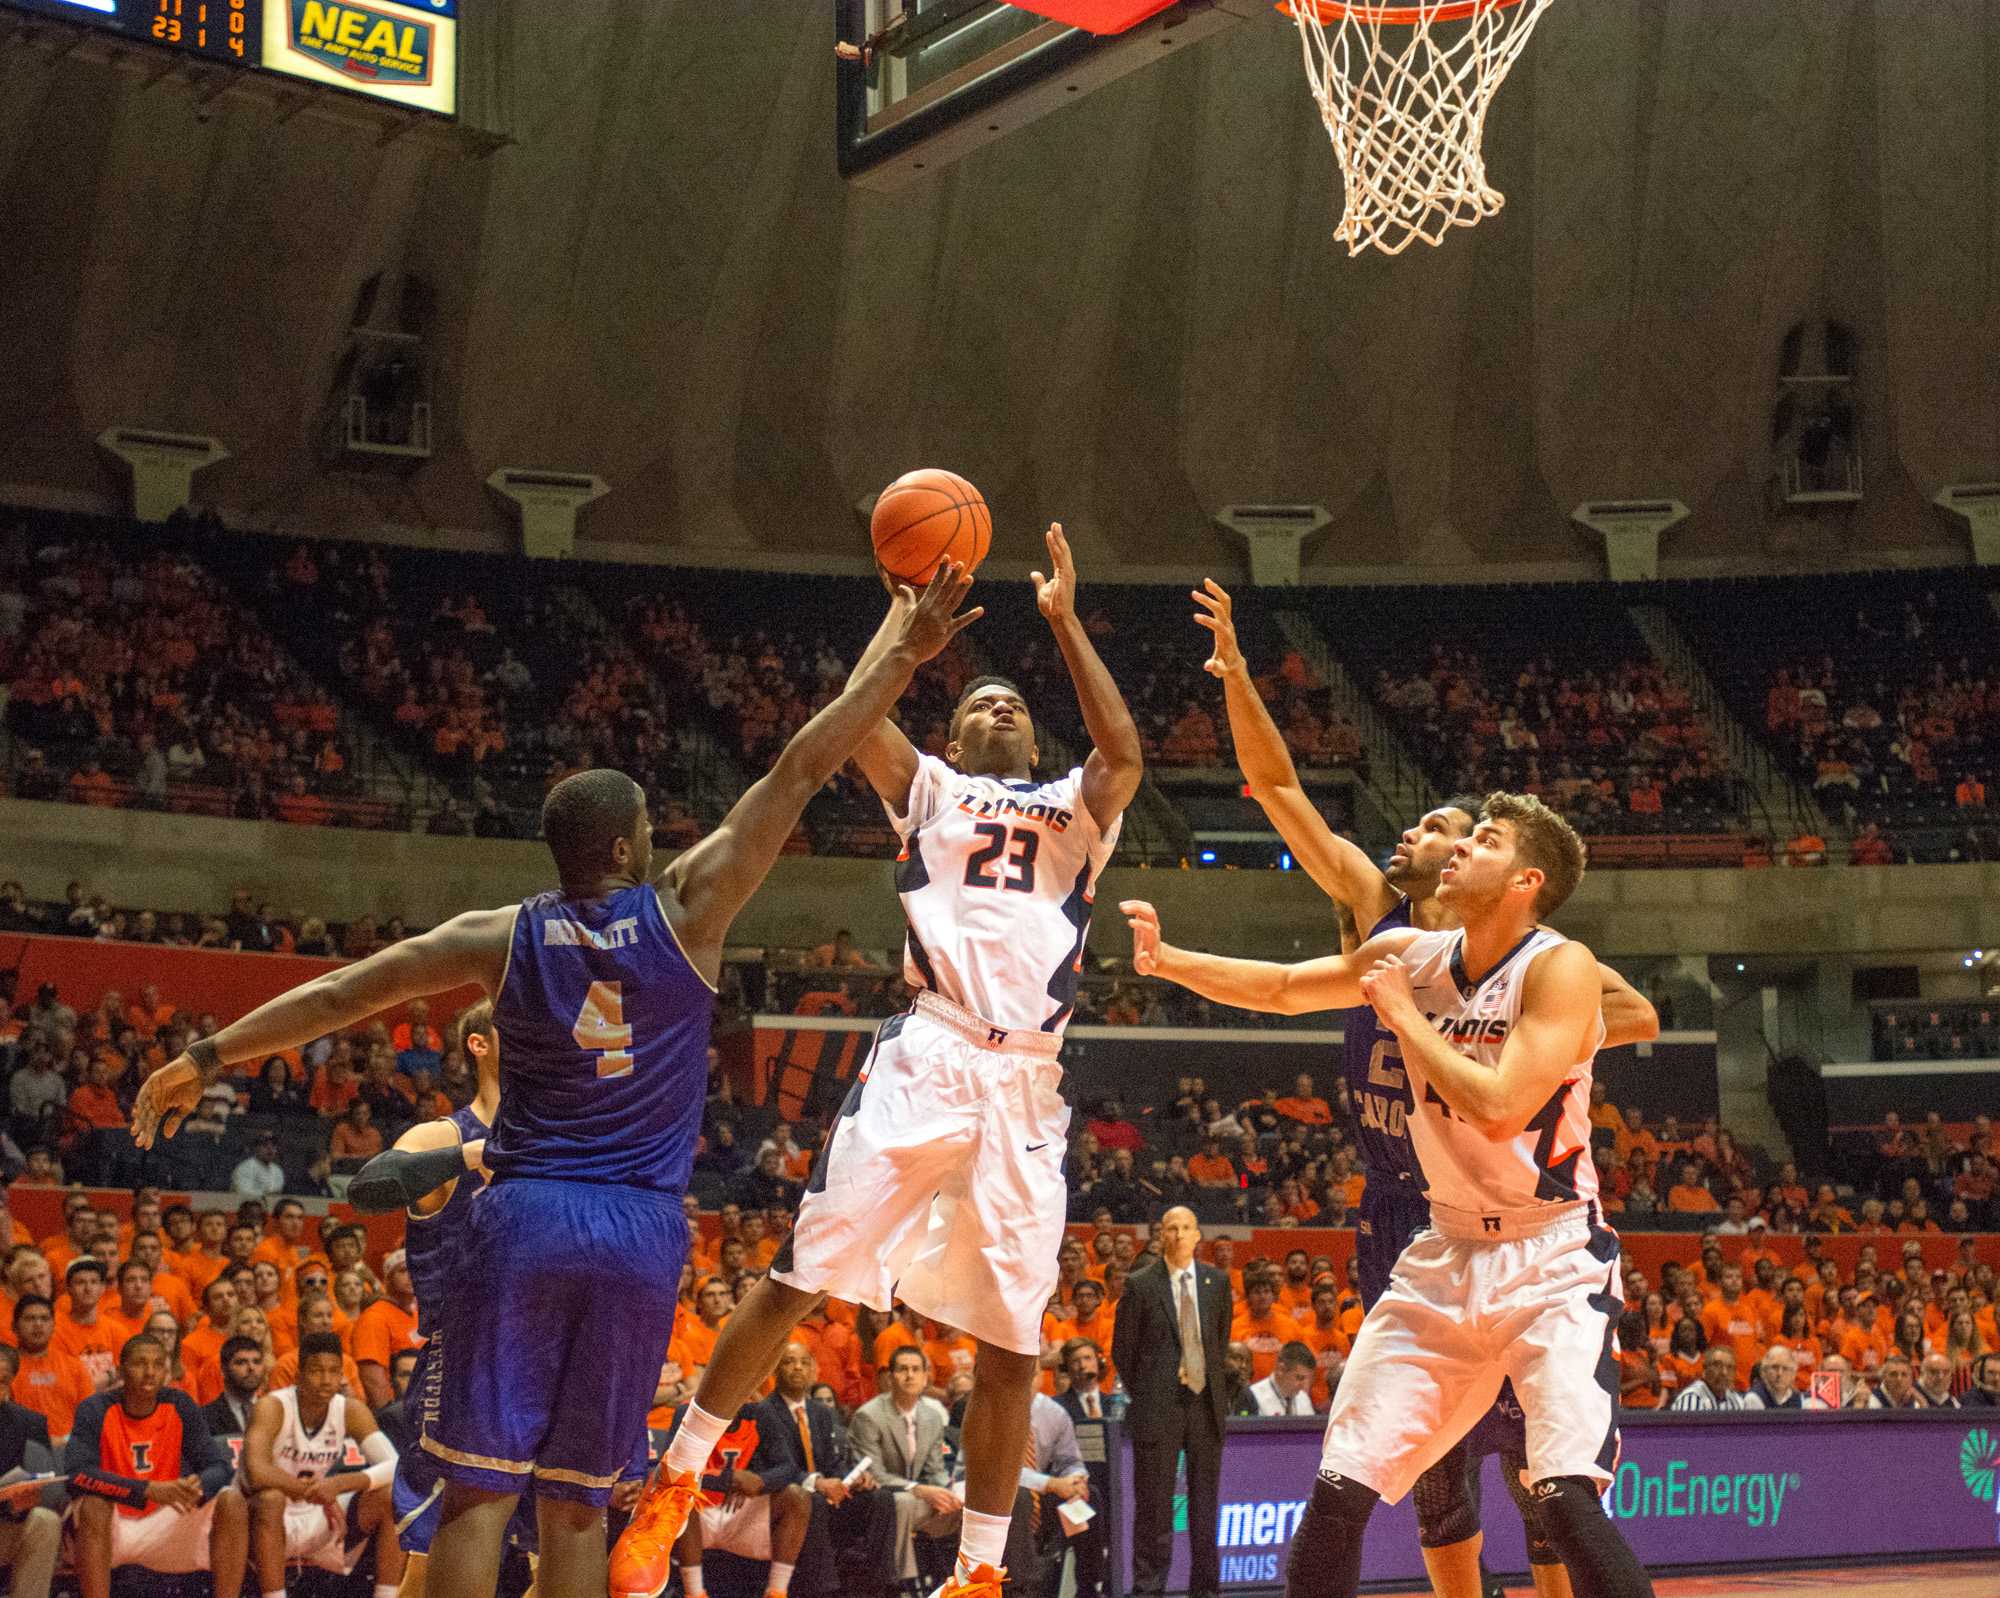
[747,1340,900,1598]
[0,1343,59,1598]
[1053,1337,1115,1598]
[1113,1206,1231,1598]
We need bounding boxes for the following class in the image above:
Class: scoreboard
[2,0,458,116]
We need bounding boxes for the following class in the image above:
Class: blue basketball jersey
[403,1101,491,1338]
[487,883,715,1192]
[1342,893,1424,1184]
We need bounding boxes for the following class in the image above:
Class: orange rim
[1284,0,1527,23]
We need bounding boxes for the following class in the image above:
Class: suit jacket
[746,1391,852,1491]
[1113,1258,1231,1438]
[848,1393,951,1490]
[0,1401,48,1461]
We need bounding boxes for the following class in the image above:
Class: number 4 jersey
[488,882,716,1192]
[888,754,1121,1033]
[1393,926,1605,1219]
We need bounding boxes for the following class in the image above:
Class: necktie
[1025,1429,1043,1533]
[794,1403,815,1473]
[905,1410,917,1470]
[1084,1391,1100,1419]
[1179,1273,1206,1394]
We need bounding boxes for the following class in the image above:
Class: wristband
[188,1037,225,1085]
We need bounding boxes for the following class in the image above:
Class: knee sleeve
[1284,1473,1377,1598]
[1530,1477,1655,1598]
[1412,1443,1479,1549]
[1499,1455,1559,1567]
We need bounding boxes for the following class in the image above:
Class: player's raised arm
[664,563,982,966]
[1362,939,1600,1141]
[131,906,515,1148]
[1121,899,1417,1016]
[1193,580,1395,925]
[1035,524,1142,830]
[841,580,924,813]
[1598,963,1660,1049]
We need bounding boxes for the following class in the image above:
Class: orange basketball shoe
[928,1561,1007,1598]
[608,1466,714,1598]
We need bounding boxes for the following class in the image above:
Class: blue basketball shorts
[419,1177,685,1507]
[1356,1176,1432,1310]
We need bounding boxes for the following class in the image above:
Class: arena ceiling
[0,0,1994,580]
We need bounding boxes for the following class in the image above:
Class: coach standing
[1113,1206,1230,1598]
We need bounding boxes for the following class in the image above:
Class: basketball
[869,468,992,586]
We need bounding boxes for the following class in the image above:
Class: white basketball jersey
[1392,926,1604,1218]
[887,753,1121,1033]
[269,1387,351,1483]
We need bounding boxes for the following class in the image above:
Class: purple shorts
[420,1177,684,1505]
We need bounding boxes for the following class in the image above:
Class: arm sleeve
[883,754,949,839]
[64,1402,150,1509]
[176,1394,235,1501]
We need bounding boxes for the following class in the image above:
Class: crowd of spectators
[0,1172,430,1596]
[1678,573,2000,864]
[1372,647,1735,830]
[0,516,376,828]
[17,503,2000,875]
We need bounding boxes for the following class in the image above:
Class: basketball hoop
[1285,0,1555,257]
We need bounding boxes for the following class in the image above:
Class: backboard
[836,1,1262,191]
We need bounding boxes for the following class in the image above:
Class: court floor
[1497,1562,2000,1598]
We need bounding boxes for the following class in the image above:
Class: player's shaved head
[542,767,646,885]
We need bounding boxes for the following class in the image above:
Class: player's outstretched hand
[1120,899,1162,975]
[1031,522,1077,624]
[1191,579,1244,678]
[1358,953,1418,1025]
[894,559,982,662]
[131,1057,205,1148]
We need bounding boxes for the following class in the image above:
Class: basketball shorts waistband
[911,991,1063,1058]
[1424,1198,1596,1242]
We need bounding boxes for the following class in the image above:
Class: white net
[1289,0,1556,258]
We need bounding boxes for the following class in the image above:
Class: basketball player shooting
[1192,580,1656,1598]
[129,565,984,1598]
[616,523,1143,1598]
[1123,795,1656,1598]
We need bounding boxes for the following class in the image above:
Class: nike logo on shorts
[1026,1142,1048,1152]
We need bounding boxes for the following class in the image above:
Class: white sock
[376,1586,399,1598]
[768,1560,796,1596]
[684,1565,706,1598]
[956,1507,1010,1575]
[264,1589,286,1598]
[665,1402,730,1476]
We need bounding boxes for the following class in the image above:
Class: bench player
[1124,792,1655,1598]
[1192,581,1653,1598]
[134,566,984,1598]
[617,525,1142,1598]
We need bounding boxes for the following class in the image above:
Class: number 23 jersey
[887,754,1121,1034]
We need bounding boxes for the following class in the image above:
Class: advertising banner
[1107,1411,2000,1589]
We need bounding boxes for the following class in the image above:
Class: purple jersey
[487,883,715,1192]
[403,1101,490,1339]
[1342,893,1424,1184]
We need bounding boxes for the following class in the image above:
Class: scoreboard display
[3,0,458,116]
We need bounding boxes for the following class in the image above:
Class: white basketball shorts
[770,992,1070,1356]
[99,1499,224,1574]
[1317,1200,1623,1504]
[699,1493,773,1559]
[283,1493,362,1573]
